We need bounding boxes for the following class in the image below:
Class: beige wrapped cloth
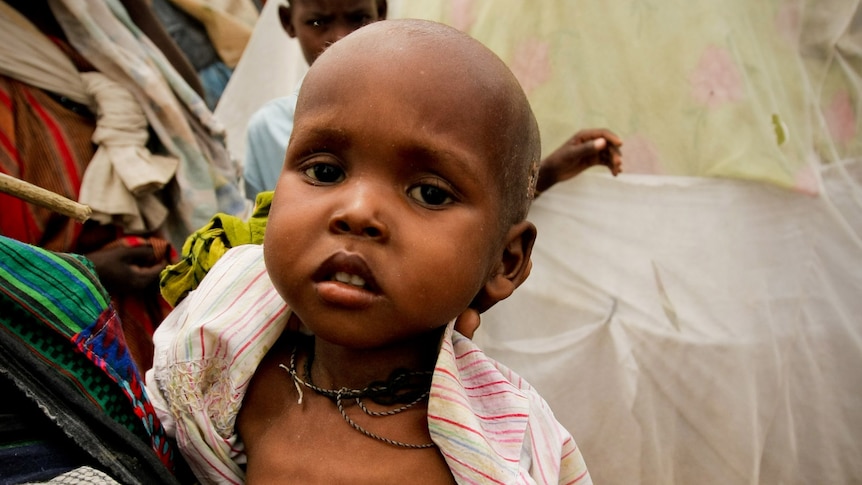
[79,72,178,232]
[0,2,177,233]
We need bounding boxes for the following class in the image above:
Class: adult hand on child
[86,245,166,295]
[462,254,533,339]
[535,128,623,196]
[454,307,481,339]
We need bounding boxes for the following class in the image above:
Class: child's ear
[472,220,537,313]
[278,5,297,38]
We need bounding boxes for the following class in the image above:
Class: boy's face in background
[264,26,521,351]
[280,0,385,65]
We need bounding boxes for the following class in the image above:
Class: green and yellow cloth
[160,191,272,307]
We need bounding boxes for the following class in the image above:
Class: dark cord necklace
[279,345,436,449]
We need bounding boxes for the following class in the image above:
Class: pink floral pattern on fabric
[510,38,552,95]
[621,134,662,174]
[792,162,820,196]
[690,45,745,108]
[450,0,477,32]
[824,90,857,146]
[775,2,801,45]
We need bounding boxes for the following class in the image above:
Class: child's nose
[328,184,389,241]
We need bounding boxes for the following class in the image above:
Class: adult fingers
[127,260,168,290]
[571,128,623,147]
[454,308,481,339]
[119,245,159,266]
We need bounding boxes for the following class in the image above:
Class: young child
[242,0,388,201]
[147,19,592,484]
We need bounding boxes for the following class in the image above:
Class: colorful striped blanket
[0,235,185,484]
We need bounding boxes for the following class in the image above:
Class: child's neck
[305,329,443,392]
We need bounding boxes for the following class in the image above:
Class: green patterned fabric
[0,236,181,483]
[1,302,141,435]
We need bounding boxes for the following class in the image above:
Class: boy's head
[264,19,540,349]
[279,0,387,66]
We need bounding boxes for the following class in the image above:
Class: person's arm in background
[535,128,623,196]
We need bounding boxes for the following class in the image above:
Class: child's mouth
[313,252,380,299]
[317,267,377,309]
[332,271,367,289]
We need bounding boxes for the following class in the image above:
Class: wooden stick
[0,172,91,222]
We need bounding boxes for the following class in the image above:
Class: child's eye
[348,14,373,27]
[407,183,454,206]
[307,18,325,28]
[304,163,345,184]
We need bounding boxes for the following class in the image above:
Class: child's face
[263,27,530,350]
[280,0,383,65]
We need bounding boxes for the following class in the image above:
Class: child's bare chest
[238,348,456,484]
[246,425,456,483]
[241,398,456,484]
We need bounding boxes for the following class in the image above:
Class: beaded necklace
[279,345,436,449]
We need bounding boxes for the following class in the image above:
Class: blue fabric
[0,441,88,484]
[199,61,233,110]
[150,0,218,72]
[243,89,300,201]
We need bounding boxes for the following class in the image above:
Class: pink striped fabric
[146,245,591,484]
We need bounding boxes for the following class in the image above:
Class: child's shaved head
[299,19,541,226]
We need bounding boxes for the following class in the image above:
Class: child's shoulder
[211,242,263,267]
[148,244,293,482]
[152,243,288,396]
[440,330,562,425]
[449,330,538,394]
[162,244,287,347]
[433,331,590,483]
